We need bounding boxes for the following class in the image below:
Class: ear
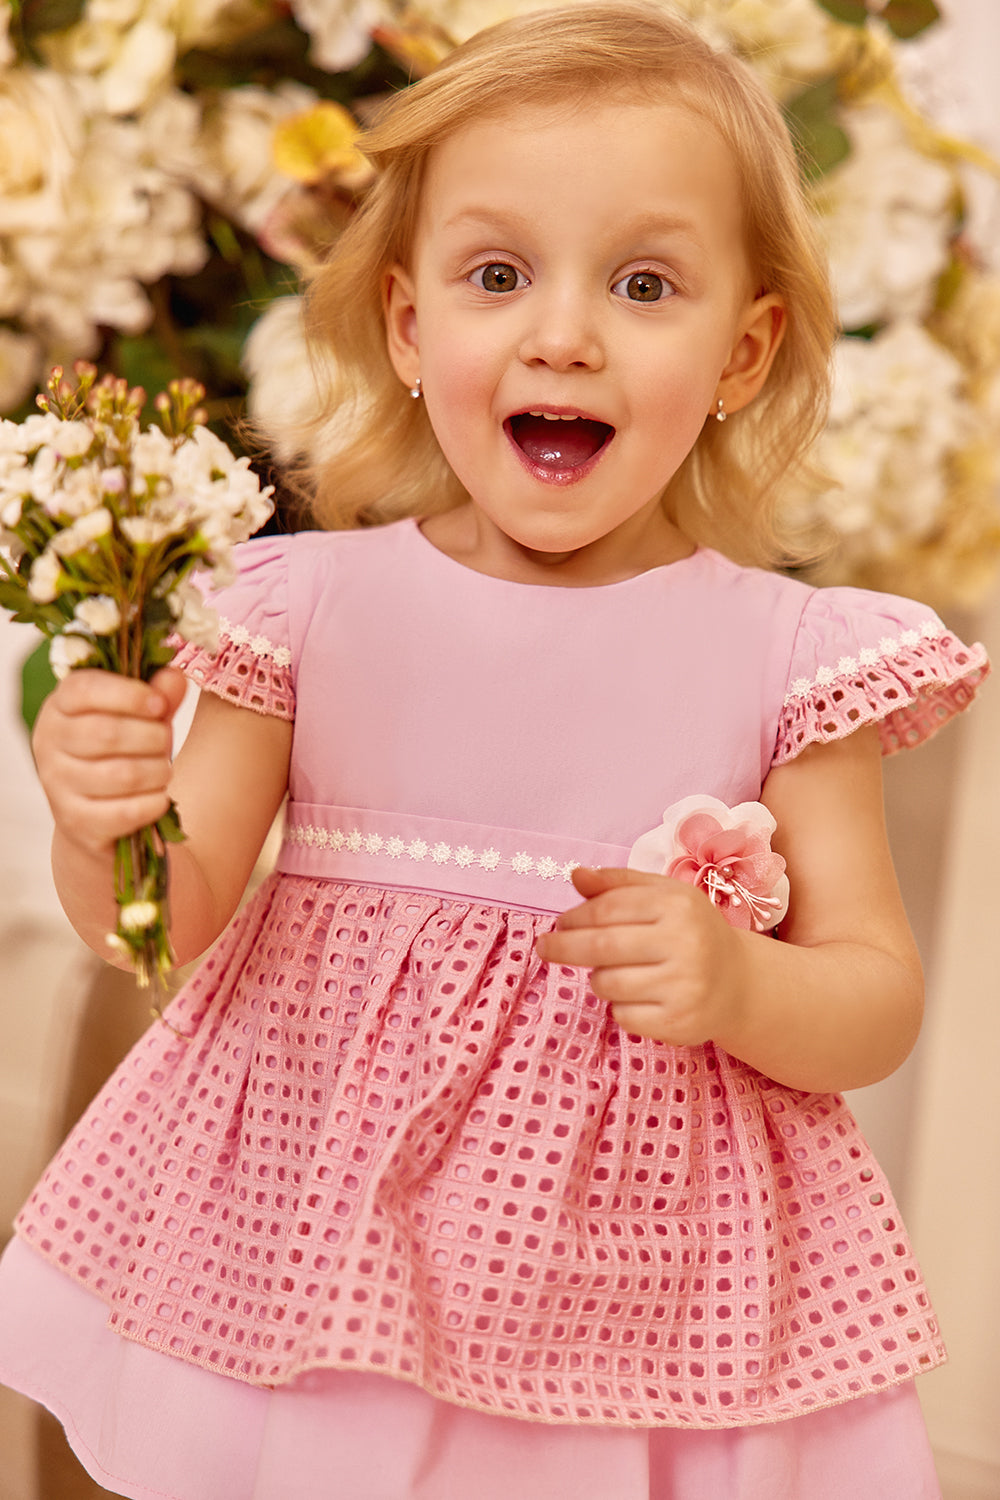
[383,264,420,389]
[716,293,786,415]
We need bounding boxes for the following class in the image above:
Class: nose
[517,284,604,372]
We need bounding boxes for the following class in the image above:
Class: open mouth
[507,411,614,473]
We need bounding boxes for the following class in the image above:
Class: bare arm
[35,667,292,968]
[535,727,923,1094]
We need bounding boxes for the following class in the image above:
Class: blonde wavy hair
[301,2,836,567]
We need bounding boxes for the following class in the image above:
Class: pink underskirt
[0,1238,941,1500]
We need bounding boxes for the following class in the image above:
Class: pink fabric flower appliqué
[628,795,790,932]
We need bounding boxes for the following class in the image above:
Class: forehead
[416,96,746,246]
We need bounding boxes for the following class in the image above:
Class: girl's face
[385,97,784,581]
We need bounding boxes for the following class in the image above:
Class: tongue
[510,414,610,469]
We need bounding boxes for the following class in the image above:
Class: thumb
[147,665,188,722]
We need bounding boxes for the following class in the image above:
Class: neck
[420,502,695,588]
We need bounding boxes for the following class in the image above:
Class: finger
[553,883,689,933]
[49,670,174,721]
[55,749,173,802]
[570,865,667,898]
[536,922,670,968]
[53,710,173,762]
[55,789,177,848]
[148,666,188,721]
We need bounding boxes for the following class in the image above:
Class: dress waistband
[277,803,628,914]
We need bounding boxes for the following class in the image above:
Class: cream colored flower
[52,421,96,460]
[37,0,264,114]
[669,0,840,100]
[816,104,954,330]
[197,82,319,236]
[44,463,104,520]
[118,899,160,933]
[74,594,122,635]
[119,512,178,547]
[28,549,64,603]
[50,632,99,678]
[290,0,391,72]
[168,578,220,650]
[1,85,205,360]
[795,322,972,560]
[51,505,115,555]
[0,70,83,237]
[243,294,350,464]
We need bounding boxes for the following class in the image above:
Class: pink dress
[0,518,987,1498]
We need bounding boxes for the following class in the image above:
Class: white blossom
[51,505,114,555]
[196,82,319,235]
[74,593,122,634]
[119,512,179,546]
[168,577,220,649]
[816,104,954,330]
[0,74,206,363]
[50,631,99,678]
[290,0,390,73]
[52,421,97,460]
[131,424,177,479]
[28,549,65,602]
[0,494,24,527]
[243,294,350,463]
[44,463,104,519]
[803,322,971,555]
[36,0,262,114]
[117,898,160,932]
[648,0,838,99]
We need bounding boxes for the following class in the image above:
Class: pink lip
[503,408,615,485]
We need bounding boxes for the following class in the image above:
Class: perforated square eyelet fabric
[17,876,943,1428]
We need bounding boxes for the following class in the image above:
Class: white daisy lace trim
[783,618,945,704]
[218,616,292,669]
[285,823,581,884]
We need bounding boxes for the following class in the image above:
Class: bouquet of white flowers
[0,362,273,1003]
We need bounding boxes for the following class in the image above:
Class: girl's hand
[32,666,188,858]
[536,865,746,1045]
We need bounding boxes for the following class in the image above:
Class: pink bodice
[13,519,988,1429]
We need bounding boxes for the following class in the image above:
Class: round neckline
[406,516,707,594]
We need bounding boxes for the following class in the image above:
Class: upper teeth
[528,410,579,420]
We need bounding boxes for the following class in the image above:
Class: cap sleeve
[171,535,295,720]
[773,586,989,766]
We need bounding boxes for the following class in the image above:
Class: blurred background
[1,0,999,1496]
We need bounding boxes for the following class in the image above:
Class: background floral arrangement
[2,0,999,620]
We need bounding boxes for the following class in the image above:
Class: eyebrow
[442,207,707,249]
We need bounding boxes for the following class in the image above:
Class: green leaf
[883,0,941,39]
[156,802,188,845]
[21,639,57,732]
[814,0,940,36]
[783,78,851,181]
[815,0,868,24]
[0,579,30,613]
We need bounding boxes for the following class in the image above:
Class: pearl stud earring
[715,398,726,423]
[410,377,422,400]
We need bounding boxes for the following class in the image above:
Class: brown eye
[474,263,523,293]
[613,271,667,302]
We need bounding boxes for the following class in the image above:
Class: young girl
[0,6,988,1497]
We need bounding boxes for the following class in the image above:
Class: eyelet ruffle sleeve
[171,535,295,720]
[773,586,989,766]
